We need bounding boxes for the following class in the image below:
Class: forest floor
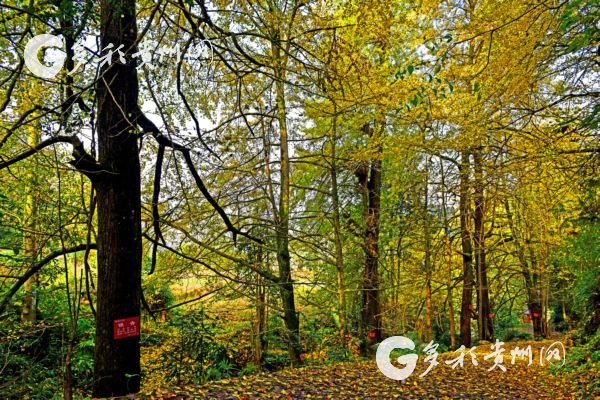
[139,340,598,400]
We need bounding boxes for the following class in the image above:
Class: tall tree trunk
[505,200,546,339]
[439,158,456,350]
[459,151,474,347]
[330,109,347,345]
[254,270,266,367]
[273,45,301,366]
[526,247,546,338]
[64,337,75,400]
[423,163,433,343]
[357,124,383,355]
[92,0,142,396]
[525,272,544,338]
[448,285,456,350]
[473,149,492,341]
[21,126,39,323]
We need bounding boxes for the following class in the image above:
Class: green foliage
[501,329,533,342]
[553,223,600,327]
[552,332,600,397]
[0,296,95,399]
[143,281,175,310]
[493,312,533,342]
[142,309,239,388]
[0,317,59,399]
[239,362,260,376]
[302,318,353,363]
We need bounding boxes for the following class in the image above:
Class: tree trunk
[92,0,142,396]
[525,273,544,338]
[440,158,456,351]
[254,273,266,367]
[21,126,39,323]
[273,45,301,366]
[63,338,75,400]
[504,200,546,339]
[448,286,456,350]
[459,152,474,347]
[330,109,347,345]
[473,149,492,342]
[423,164,433,343]
[358,124,383,355]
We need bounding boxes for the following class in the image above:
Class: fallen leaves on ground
[139,340,598,399]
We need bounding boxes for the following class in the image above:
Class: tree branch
[0,135,100,178]
[0,244,97,315]
[135,110,264,245]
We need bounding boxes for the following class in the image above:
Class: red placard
[113,316,140,340]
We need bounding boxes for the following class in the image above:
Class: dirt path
[141,340,597,399]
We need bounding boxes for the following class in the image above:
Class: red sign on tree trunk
[113,316,140,340]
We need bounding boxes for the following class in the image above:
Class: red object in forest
[113,316,140,340]
[533,312,539,318]
[488,312,494,318]
[299,353,305,362]
[368,331,376,339]
[468,304,473,311]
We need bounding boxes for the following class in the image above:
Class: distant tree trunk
[459,152,474,347]
[92,0,142,396]
[64,337,75,400]
[330,109,347,345]
[423,163,433,343]
[473,149,492,341]
[356,123,383,355]
[439,158,456,350]
[505,200,547,339]
[21,126,40,323]
[448,286,456,350]
[254,271,266,367]
[525,272,544,338]
[526,246,548,338]
[273,42,301,366]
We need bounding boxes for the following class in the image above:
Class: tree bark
[459,152,474,347]
[254,268,266,367]
[440,158,456,350]
[92,0,142,396]
[358,124,383,355]
[330,109,347,345]
[273,44,301,366]
[21,126,40,323]
[473,149,492,341]
[525,272,544,338]
[505,200,546,339]
[423,164,433,343]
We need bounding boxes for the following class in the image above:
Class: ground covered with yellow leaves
[140,340,598,399]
